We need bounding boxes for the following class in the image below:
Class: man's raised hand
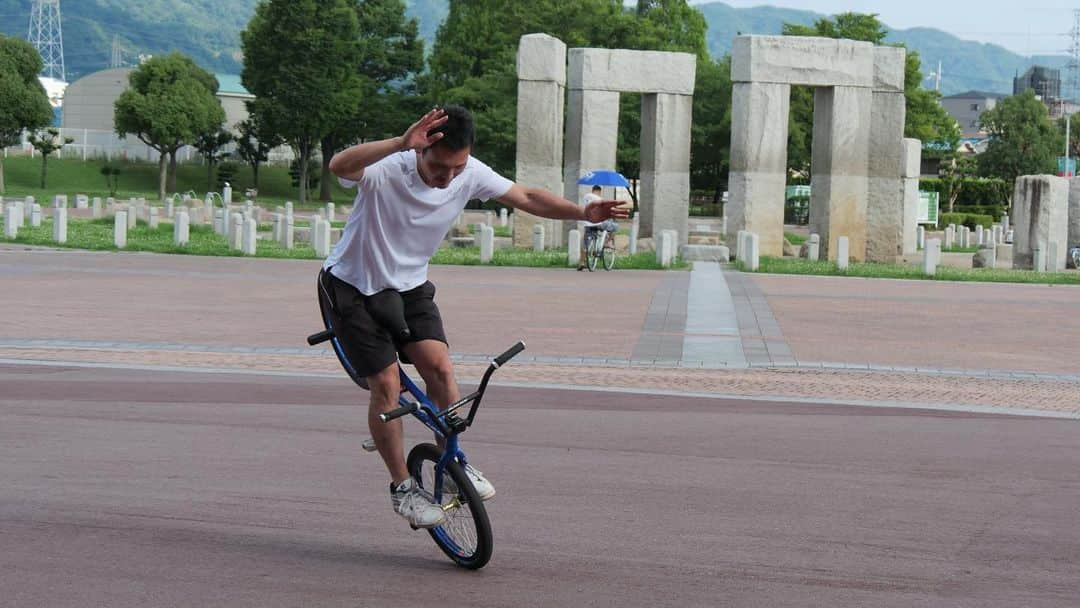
[584,199,631,223]
[401,108,449,151]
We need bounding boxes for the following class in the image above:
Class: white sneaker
[391,478,446,529]
[444,464,496,501]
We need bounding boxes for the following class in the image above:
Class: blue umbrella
[576,170,631,188]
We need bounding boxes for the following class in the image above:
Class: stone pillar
[174,210,190,246]
[1069,177,1080,251]
[743,231,760,271]
[75,194,88,209]
[30,204,42,227]
[901,139,922,255]
[514,34,567,249]
[479,224,494,264]
[562,87,619,243]
[313,218,330,258]
[325,202,335,223]
[629,215,640,255]
[222,184,232,206]
[52,207,67,244]
[916,226,926,250]
[866,47,906,262]
[230,213,243,250]
[165,198,174,218]
[127,204,137,229]
[114,212,127,248]
[148,206,159,229]
[727,81,791,258]
[568,229,581,266]
[1012,175,1068,270]
[809,85,872,261]
[272,213,283,242]
[92,197,103,218]
[640,92,692,246]
[499,208,508,227]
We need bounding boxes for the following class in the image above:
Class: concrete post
[127,204,137,229]
[30,204,42,227]
[916,226,926,250]
[114,212,127,248]
[148,206,159,229]
[745,232,760,271]
[837,236,850,270]
[1069,177,1080,251]
[92,197,102,218]
[923,238,941,276]
[479,224,494,264]
[282,215,294,250]
[230,213,243,250]
[807,233,820,261]
[629,215,640,255]
[242,218,257,256]
[3,204,17,238]
[53,207,67,244]
[568,229,582,266]
[174,210,190,246]
[532,224,545,252]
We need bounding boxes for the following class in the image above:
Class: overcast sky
[695,1,1079,56]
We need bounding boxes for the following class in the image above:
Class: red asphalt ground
[3,364,1079,607]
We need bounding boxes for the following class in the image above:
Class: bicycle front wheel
[407,443,493,569]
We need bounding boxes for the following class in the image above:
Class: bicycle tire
[602,236,616,271]
[407,443,493,569]
[586,237,601,271]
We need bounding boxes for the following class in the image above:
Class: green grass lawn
[0,155,355,210]
[743,256,1080,285]
[784,232,807,246]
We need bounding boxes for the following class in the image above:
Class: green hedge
[939,212,994,229]
[919,177,1009,220]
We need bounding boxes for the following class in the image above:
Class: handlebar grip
[307,329,333,346]
[493,341,526,367]
[379,402,418,423]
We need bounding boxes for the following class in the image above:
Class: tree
[235,115,283,191]
[192,128,233,192]
[977,89,1063,186]
[241,0,363,204]
[0,35,53,194]
[114,53,225,201]
[319,0,425,202]
[27,128,73,189]
[937,155,977,213]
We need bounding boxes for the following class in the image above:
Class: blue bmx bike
[308,272,524,569]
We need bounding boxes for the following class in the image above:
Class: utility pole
[27,0,65,82]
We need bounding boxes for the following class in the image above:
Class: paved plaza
[2,245,1079,606]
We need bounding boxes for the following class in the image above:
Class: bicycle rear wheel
[407,443,493,569]
[586,237,601,271]
[602,237,616,271]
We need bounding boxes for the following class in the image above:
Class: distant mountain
[0,0,1068,97]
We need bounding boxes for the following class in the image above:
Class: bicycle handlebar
[379,402,418,423]
[493,341,526,367]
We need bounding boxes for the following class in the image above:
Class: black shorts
[321,269,448,378]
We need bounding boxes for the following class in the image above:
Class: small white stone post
[3,204,17,238]
[272,213,283,243]
[114,212,127,248]
[242,218,257,255]
[568,229,582,266]
[223,183,232,206]
[532,224,545,252]
[807,233,820,261]
[148,207,159,229]
[229,213,243,250]
[53,207,67,244]
[174,210,190,246]
[282,214,295,250]
[499,208,508,227]
[325,202,335,223]
[1033,246,1046,273]
[916,226,925,250]
[479,224,494,263]
[127,204,137,229]
[836,236,849,270]
[923,238,940,276]
[30,204,42,227]
[165,199,174,218]
[745,232,760,271]
[92,197,103,218]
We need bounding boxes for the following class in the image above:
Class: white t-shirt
[325,151,513,295]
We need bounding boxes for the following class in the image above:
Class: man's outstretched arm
[496,184,629,223]
[328,108,448,181]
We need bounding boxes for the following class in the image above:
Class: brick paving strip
[2,344,1077,416]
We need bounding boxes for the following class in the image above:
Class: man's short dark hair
[591,185,602,193]
[428,105,475,152]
